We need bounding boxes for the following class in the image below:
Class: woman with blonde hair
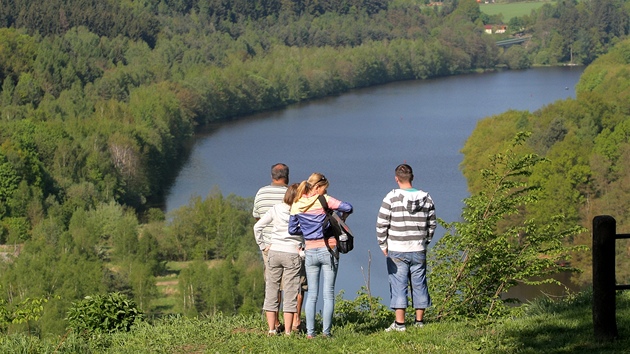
[289,173,352,338]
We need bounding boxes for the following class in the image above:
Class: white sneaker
[385,322,406,332]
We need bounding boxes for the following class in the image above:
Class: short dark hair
[395,163,413,183]
[271,163,289,182]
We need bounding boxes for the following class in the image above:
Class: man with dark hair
[376,163,436,332]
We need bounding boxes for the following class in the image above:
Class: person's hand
[382,249,388,257]
[264,245,270,252]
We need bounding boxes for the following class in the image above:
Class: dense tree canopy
[461,38,630,285]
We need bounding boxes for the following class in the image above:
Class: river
[165,66,585,304]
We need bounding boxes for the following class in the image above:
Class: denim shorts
[387,250,431,310]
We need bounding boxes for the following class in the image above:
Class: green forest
[461,38,630,285]
[1,0,629,337]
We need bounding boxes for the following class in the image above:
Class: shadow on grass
[502,292,630,352]
[152,304,175,314]
[157,265,181,277]
[503,321,597,352]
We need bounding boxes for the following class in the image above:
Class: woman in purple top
[289,173,352,338]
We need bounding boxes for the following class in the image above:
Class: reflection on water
[505,272,584,304]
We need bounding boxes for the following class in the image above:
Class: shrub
[334,287,392,333]
[66,292,144,337]
[0,288,52,335]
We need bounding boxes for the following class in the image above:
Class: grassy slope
[480,1,556,21]
[151,261,224,317]
[152,261,188,316]
[5,291,619,353]
[109,291,630,353]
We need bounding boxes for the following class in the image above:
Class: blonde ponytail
[294,180,309,203]
[294,172,329,203]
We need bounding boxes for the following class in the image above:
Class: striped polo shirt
[253,184,288,245]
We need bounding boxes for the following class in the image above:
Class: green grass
[150,261,220,316]
[480,1,556,22]
[2,290,630,353]
[151,261,183,316]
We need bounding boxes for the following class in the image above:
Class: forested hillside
[461,37,630,286]
[503,0,629,66]
[0,0,629,336]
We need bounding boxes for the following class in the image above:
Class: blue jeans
[305,247,338,336]
[387,251,431,309]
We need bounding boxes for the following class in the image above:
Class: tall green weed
[333,287,391,333]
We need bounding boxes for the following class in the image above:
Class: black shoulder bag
[318,195,354,258]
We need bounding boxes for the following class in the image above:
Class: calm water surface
[165,67,585,303]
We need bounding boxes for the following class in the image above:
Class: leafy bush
[429,132,587,321]
[334,287,392,333]
[66,292,144,336]
[0,288,52,335]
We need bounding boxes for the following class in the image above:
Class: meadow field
[480,1,556,21]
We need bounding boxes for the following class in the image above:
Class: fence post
[592,215,618,340]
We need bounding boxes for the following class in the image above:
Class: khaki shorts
[263,250,302,312]
[264,249,307,292]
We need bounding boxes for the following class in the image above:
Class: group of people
[253,162,436,337]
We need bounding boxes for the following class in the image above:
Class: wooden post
[592,215,618,340]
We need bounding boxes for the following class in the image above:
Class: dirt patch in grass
[232,327,260,335]
[173,344,207,354]
[156,280,178,287]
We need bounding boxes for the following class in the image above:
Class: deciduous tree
[430,133,586,320]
